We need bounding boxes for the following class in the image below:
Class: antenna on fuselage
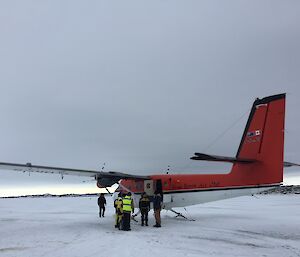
[166,165,171,174]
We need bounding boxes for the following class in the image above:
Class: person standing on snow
[139,192,150,226]
[122,192,134,231]
[98,193,106,217]
[114,192,123,229]
[153,190,162,227]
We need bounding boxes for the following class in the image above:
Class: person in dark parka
[139,192,150,226]
[98,193,106,217]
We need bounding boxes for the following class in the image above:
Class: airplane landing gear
[170,208,195,221]
[131,212,139,223]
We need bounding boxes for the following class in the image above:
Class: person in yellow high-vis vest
[122,192,134,231]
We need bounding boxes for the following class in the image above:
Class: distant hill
[0,193,102,199]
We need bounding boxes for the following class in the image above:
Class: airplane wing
[0,161,150,187]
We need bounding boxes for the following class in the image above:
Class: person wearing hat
[139,192,150,226]
[122,192,134,231]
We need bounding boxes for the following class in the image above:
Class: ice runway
[0,195,300,257]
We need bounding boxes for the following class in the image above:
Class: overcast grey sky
[0,1,299,195]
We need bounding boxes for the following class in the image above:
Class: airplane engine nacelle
[96,181,105,188]
[96,177,119,188]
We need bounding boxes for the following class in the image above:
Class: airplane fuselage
[118,173,280,209]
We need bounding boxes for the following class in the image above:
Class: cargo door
[144,180,154,196]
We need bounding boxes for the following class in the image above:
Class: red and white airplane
[0,93,297,215]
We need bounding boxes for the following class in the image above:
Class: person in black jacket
[98,193,106,217]
[139,192,150,226]
[153,190,162,227]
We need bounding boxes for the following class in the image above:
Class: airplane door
[156,179,163,195]
[154,179,171,204]
[144,180,154,196]
[155,179,165,203]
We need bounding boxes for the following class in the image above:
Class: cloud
[0,0,299,194]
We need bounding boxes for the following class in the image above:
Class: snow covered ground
[0,195,299,257]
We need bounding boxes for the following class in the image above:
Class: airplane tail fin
[231,94,286,186]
